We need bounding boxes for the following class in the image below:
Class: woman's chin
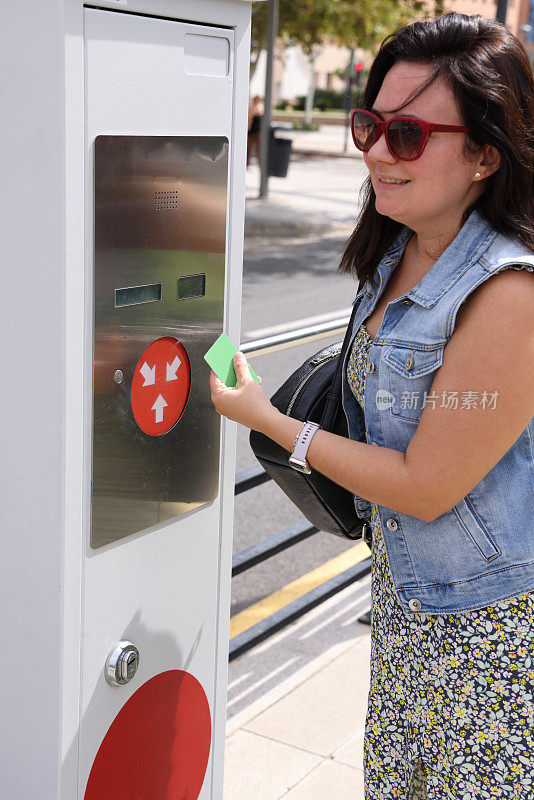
[374,198,407,225]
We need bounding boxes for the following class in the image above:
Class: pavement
[224,125,372,800]
[224,576,372,800]
[276,120,358,158]
[244,123,367,239]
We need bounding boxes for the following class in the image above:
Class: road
[231,228,366,616]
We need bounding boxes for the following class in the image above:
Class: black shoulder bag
[249,301,372,543]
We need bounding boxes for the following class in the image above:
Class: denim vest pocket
[383,345,444,423]
[452,494,501,561]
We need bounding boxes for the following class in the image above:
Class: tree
[251,0,427,120]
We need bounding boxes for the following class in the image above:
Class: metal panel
[92,135,228,548]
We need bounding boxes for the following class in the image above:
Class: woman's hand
[209,352,280,433]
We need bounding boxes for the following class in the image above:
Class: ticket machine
[0,2,253,797]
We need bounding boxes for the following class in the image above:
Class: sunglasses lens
[387,119,424,160]
[352,111,378,151]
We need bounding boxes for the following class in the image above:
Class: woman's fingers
[233,351,252,384]
[209,360,275,431]
[210,370,224,390]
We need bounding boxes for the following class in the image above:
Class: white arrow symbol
[166,355,181,382]
[140,361,156,386]
[151,394,168,424]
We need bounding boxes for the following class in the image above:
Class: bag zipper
[310,346,341,366]
[286,354,337,416]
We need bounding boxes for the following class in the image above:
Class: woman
[211,13,534,799]
[247,94,263,167]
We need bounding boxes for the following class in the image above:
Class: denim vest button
[404,356,414,370]
[408,598,422,611]
[371,441,378,446]
[367,362,375,374]
[386,518,398,531]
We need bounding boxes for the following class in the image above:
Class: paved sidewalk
[244,125,368,239]
[224,577,372,800]
[280,122,360,159]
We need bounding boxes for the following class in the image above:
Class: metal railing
[240,315,350,358]
[230,314,372,661]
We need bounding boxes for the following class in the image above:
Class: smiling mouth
[378,177,410,185]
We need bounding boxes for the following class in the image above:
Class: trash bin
[268,126,292,177]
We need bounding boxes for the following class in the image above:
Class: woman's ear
[476,144,501,180]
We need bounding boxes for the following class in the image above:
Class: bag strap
[320,297,362,431]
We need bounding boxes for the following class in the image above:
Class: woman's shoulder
[458,248,534,315]
[479,227,534,274]
[457,224,534,310]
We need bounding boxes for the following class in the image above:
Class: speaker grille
[154,190,180,211]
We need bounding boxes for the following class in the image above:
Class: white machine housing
[0,1,253,797]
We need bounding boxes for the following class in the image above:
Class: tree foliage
[251,0,427,69]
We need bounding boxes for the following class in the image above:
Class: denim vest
[341,209,534,615]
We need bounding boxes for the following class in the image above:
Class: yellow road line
[229,540,371,639]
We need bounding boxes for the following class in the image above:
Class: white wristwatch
[288,421,321,474]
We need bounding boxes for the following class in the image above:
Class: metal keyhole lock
[105,640,140,687]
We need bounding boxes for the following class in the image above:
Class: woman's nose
[366,132,397,164]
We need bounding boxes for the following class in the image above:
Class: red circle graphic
[131,337,191,436]
[84,670,212,800]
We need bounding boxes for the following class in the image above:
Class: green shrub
[291,121,320,131]
[314,88,344,110]
[292,89,344,111]
[292,87,365,113]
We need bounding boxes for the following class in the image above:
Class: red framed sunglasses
[350,108,471,161]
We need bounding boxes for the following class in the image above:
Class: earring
[474,172,481,179]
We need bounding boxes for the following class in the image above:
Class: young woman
[211,13,534,799]
[247,94,263,167]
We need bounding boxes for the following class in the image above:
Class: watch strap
[288,421,321,473]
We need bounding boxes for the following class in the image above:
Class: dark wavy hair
[338,12,534,288]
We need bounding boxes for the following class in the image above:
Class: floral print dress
[346,317,534,800]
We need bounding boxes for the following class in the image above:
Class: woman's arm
[403,268,534,520]
[210,269,534,524]
[256,407,424,519]
[209,356,429,521]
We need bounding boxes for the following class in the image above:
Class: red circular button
[84,670,211,800]
[131,337,191,436]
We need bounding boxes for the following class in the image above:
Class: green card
[204,333,259,387]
